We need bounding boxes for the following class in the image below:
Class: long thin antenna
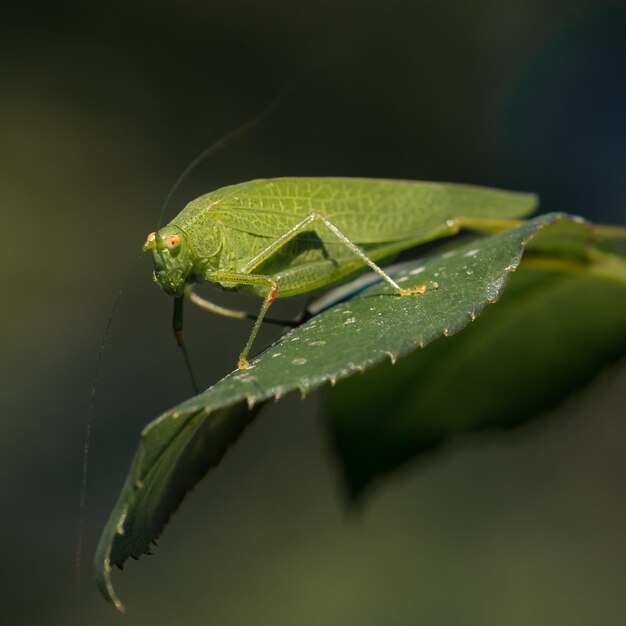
[154,87,293,391]
[77,90,292,583]
[156,87,293,231]
[75,250,142,586]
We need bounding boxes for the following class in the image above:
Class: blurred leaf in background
[329,260,626,497]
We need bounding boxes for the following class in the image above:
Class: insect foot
[399,284,427,296]
[237,358,250,370]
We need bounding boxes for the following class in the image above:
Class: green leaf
[327,257,626,499]
[95,402,263,611]
[94,212,609,610]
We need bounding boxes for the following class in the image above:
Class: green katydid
[143,177,538,370]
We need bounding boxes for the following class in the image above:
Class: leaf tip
[95,553,126,613]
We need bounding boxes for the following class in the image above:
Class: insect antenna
[75,250,142,587]
[155,87,293,231]
[153,88,292,390]
[77,91,292,583]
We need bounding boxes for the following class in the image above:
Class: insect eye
[166,234,182,248]
[146,231,156,244]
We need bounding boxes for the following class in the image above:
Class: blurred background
[2,0,625,624]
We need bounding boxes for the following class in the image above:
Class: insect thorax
[173,216,223,270]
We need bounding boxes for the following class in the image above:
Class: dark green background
[2,1,625,624]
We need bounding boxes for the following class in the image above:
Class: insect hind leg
[239,212,426,296]
[311,214,426,296]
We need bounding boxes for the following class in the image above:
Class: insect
[143,177,537,369]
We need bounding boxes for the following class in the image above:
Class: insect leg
[204,271,279,369]
[186,286,297,327]
[451,216,523,233]
[239,213,425,296]
[173,295,199,393]
[311,215,426,295]
[240,214,317,272]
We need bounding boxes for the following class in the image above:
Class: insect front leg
[172,295,199,393]
[204,271,279,370]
